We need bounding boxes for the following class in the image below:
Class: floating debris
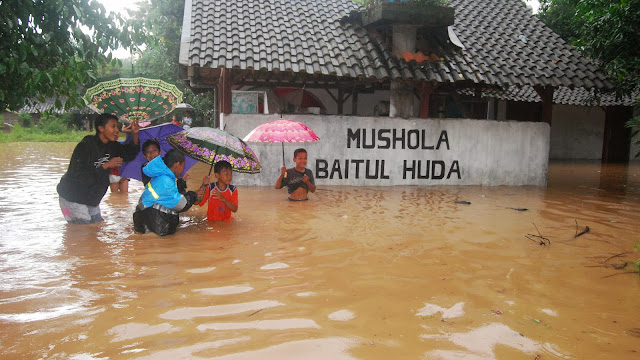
[454,200,471,205]
[574,220,590,238]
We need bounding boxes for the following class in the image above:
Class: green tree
[129,0,217,126]
[0,0,138,111]
[537,0,581,43]
[575,0,640,98]
[539,0,639,143]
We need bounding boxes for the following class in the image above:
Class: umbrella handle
[209,162,214,176]
[282,143,287,178]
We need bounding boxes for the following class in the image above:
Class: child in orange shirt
[199,160,238,221]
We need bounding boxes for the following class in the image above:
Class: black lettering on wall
[407,130,419,149]
[403,160,415,179]
[347,128,360,149]
[447,160,461,179]
[362,129,375,149]
[432,160,445,179]
[418,160,430,179]
[352,159,364,179]
[422,130,434,149]
[436,130,450,150]
[344,159,350,179]
[393,129,405,149]
[330,160,342,179]
[316,159,328,179]
[378,129,391,149]
[380,160,390,179]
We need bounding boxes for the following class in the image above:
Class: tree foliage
[538,0,639,98]
[537,0,581,44]
[0,0,143,111]
[128,0,217,126]
[574,0,640,98]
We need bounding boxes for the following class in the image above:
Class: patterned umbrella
[83,76,183,124]
[167,127,261,174]
[243,119,320,165]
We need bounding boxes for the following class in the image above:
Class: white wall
[549,104,605,160]
[225,114,550,187]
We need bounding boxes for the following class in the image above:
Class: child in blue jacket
[133,149,202,236]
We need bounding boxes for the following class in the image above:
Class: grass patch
[0,124,92,143]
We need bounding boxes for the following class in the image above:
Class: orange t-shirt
[198,183,238,221]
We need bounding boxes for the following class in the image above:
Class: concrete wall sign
[225,115,550,187]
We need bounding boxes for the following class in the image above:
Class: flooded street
[1,142,639,359]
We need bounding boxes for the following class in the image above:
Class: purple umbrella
[121,123,198,181]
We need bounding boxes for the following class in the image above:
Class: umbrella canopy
[272,87,324,111]
[120,123,198,181]
[83,76,183,124]
[243,119,320,165]
[167,127,261,174]
[243,119,320,143]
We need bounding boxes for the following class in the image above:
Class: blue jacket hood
[140,156,182,209]
[143,155,176,180]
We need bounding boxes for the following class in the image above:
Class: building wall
[549,104,605,160]
[225,114,550,187]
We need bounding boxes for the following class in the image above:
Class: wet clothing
[57,134,139,207]
[59,196,103,224]
[278,168,315,195]
[199,183,238,221]
[133,156,197,236]
[141,161,187,191]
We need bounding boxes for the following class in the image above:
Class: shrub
[18,113,33,128]
[39,114,69,134]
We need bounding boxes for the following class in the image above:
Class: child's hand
[211,188,222,200]
[280,166,286,176]
[202,175,211,185]
[103,157,123,169]
[183,173,191,181]
[302,174,310,184]
[122,122,139,135]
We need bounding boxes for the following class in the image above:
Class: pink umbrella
[243,119,320,165]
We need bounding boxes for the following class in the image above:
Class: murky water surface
[1,142,639,359]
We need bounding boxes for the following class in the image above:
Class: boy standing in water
[275,148,316,201]
[57,113,139,224]
[199,161,238,221]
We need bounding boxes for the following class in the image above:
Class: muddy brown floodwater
[0,142,639,359]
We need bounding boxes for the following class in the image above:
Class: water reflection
[0,143,639,359]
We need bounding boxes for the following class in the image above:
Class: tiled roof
[20,98,95,115]
[461,87,637,106]
[181,0,613,95]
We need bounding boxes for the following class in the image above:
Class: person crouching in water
[133,149,203,236]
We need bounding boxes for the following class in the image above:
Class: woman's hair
[94,113,118,134]
[163,149,185,168]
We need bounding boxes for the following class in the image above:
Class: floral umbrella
[243,119,320,165]
[83,76,183,124]
[167,127,261,174]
